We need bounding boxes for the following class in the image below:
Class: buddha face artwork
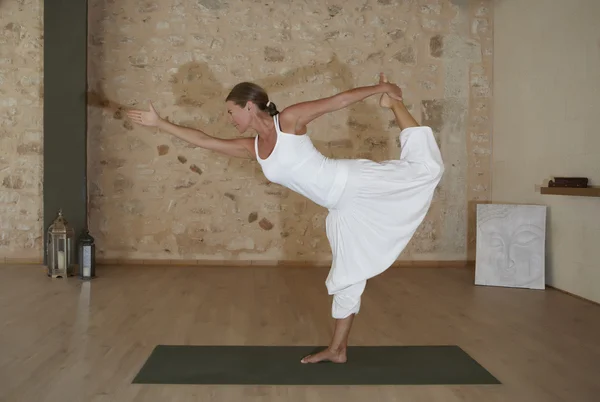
[475,204,547,290]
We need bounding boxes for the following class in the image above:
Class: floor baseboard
[93,258,473,268]
[546,285,600,307]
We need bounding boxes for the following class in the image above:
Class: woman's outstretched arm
[127,102,255,159]
[377,73,419,130]
[279,74,403,134]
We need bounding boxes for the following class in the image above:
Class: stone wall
[0,0,44,261]
[0,0,493,264]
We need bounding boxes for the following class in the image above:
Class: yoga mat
[132,345,500,385]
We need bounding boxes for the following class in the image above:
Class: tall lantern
[78,229,96,280]
[46,210,75,278]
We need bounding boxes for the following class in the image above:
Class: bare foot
[379,92,393,109]
[301,347,347,364]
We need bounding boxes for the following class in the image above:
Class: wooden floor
[1,264,599,402]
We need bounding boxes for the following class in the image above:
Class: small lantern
[78,229,96,280]
[46,210,75,278]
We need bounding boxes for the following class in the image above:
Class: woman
[127,73,444,364]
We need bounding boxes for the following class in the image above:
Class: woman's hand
[378,73,403,101]
[125,102,256,159]
[378,73,402,108]
[126,102,162,127]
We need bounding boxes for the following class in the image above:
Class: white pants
[325,126,444,319]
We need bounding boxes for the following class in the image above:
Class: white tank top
[255,114,350,210]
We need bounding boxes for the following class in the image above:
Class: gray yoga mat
[132,345,500,385]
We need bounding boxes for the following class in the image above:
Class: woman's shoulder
[278,107,308,135]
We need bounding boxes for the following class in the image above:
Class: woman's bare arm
[156,119,255,159]
[279,77,403,134]
[127,103,256,159]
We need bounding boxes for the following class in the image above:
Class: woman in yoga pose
[127,73,444,364]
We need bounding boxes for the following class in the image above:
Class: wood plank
[540,186,600,197]
[1,264,599,401]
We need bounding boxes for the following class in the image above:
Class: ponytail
[265,100,279,116]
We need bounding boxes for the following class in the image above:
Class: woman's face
[226,101,252,133]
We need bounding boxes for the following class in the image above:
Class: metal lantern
[46,210,75,278]
[78,229,96,280]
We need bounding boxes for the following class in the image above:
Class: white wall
[492,0,600,303]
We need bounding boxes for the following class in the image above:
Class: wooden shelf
[540,186,600,197]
